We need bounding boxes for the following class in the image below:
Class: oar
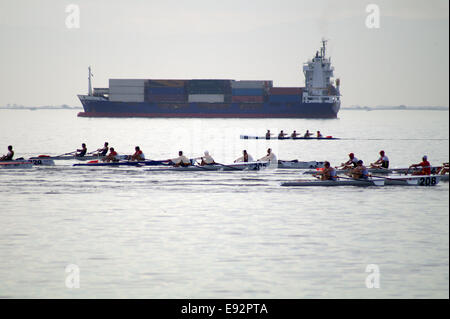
[56,151,76,157]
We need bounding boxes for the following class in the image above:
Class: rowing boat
[281,178,384,187]
[278,160,325,169]
[240,135,339,140]
[376,175,441,186]
[73,160,169,167]
[0,161,33,169]
[29,155,128,161]
[145,161,270,172]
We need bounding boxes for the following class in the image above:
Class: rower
[199,151,216,166]
[258,148,277,164]
[291,130,299,138]
[234,150,254,163]
[265,130,272,139]
[76,143,87,157]
[351,160,369,180]
[0,145,14,161]
[278,130,287,139]
[409,155,431,176]
[317,131,323,138]
[304,130,313,138]
[94,142,109,156]
[170,151,191,167]
[130,146,145,161]
[339,153,359,169]
[103,147,119,163]
[314,161,337,181]
[370,150,389,169]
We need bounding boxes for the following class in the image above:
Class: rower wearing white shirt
[234,150,254,163]
[170,151,191,167]
[200,151,215,166]
[258,148,277,164]
[370,150,389,169]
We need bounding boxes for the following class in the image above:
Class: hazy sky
[0,0,448,107]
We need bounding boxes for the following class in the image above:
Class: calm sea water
[0,109,448,298]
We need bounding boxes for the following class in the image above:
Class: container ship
[78,41,341,118]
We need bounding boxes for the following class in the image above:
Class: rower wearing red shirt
[409,155,431,175]
[130,146,145,161]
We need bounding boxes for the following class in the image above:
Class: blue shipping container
[146,87,185,95]
[232,88,264,96]
[269,95,301,103]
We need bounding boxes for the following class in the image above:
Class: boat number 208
[419,177,437,186]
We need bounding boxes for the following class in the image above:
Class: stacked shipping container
[231,81,272,103]
[269,87,303,103]
[109,79,146,102]
[145,80,187,103]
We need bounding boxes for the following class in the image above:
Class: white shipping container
[231,81,272,89]
[188,94,224,103]
[109,94,145,102]
[109,79,146,87]
[109,86,145,95]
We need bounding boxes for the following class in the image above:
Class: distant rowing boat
[29,155,128,161]
[73,160,169,167]
[240,135,339,140]
[302,166,444,175]
[281,178,384,187]
[145,161,270,172]
[278,160,325,169]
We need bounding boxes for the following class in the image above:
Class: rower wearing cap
[409,156,431,175]
[0,145,14,161]
[103,147,119,163]
[76,143,87,157]
[200,151,216,166]
[351,160,369,179]
[258,148,277,164]
[94,142,109,157]
[265,130,272,139]
[370,150,390,169]
[278,130,288,139]
[130,146,145,161]
[234,150,254,163]
[340,153,359,169]
[170,151,191,167]
[314,161,337,181]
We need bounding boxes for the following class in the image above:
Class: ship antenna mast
[88,66,93,96]
[321,38,328,58]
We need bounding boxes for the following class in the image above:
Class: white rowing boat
[145,161,270,172]
[0,161,33,169]
[281,178,384,187]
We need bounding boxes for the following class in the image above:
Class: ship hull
[77,97,339,119]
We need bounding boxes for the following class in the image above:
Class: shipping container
[232,96,264,103]
[109,79,146,87]
[269,87,302,95]
[146,87,185,95]
[268,95,302,103]
[109,94,145,102]
[188,94,225,103]
[147,80,187,88]
[231,80,273,89]
[146,94,186,103]
[110,86,145,95]
[232,88,264,96]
